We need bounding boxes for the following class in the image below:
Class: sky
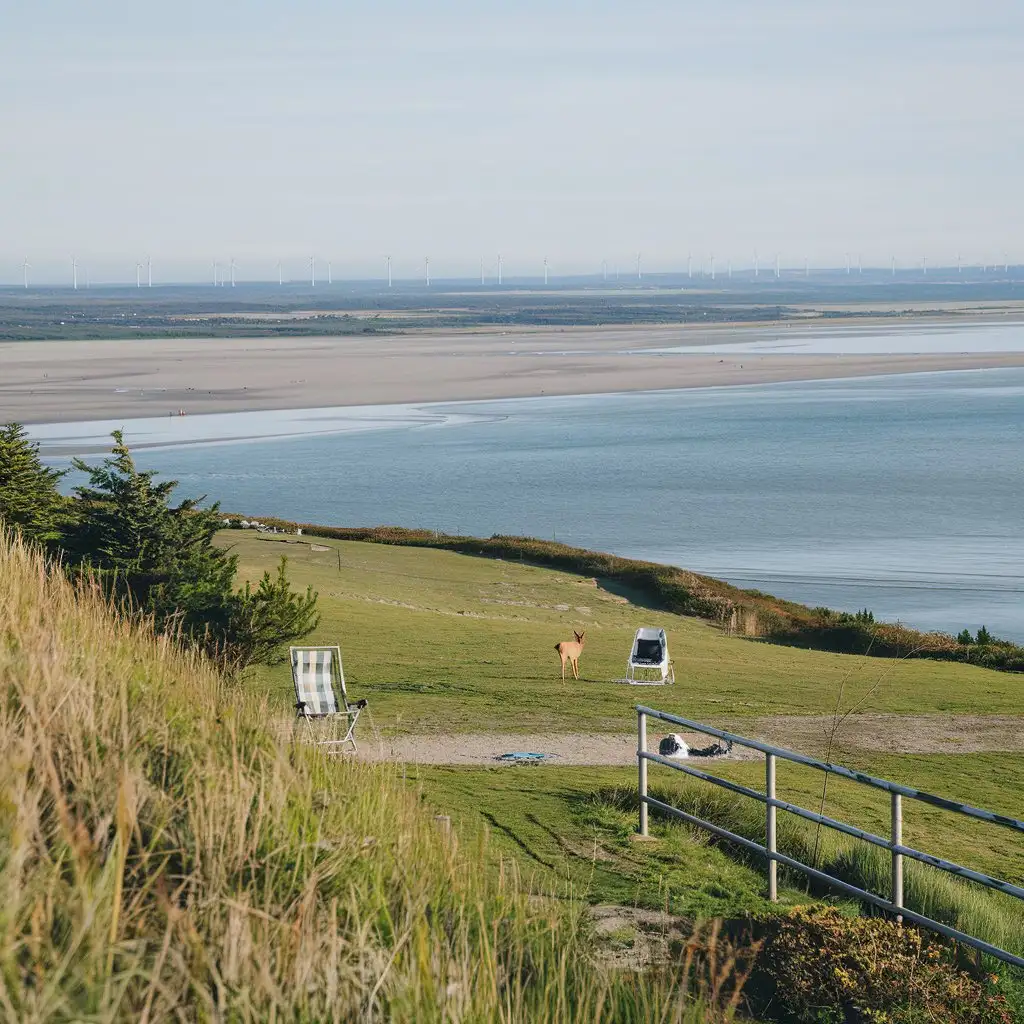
[1,0,1022,284]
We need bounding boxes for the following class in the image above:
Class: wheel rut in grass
[354,714,1024,766]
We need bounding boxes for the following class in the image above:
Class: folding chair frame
[625,628,675,686]
[290,645,367,754]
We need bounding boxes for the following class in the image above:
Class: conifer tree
[66,431,236,632]
[66,431,318,666]
[0,422,68,544]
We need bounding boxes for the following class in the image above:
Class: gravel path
[354,714,1024,765]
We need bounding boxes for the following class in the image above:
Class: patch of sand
[5,323,1024,424]
[352,714,1024,765]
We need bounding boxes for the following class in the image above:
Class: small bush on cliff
[755,906,1013,1024]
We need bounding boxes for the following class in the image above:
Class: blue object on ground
[495,751,550,761]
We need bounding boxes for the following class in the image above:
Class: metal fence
[636,705,1024,969]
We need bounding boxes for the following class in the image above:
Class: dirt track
[354,714,1024,766]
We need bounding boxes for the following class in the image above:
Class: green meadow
[227,531,1024,959]
[229,532,1024,732]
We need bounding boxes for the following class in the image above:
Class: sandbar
[4,322,1024,425]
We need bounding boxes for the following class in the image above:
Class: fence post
[766,753,778,902]
[891,792,903,922]
[638,710,648,837]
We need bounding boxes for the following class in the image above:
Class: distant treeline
[230,518,1024,673]
[1,304,816,340]
[3,282,1021,339]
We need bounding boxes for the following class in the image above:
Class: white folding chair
[290,646,367,753]
[625,628,675,685]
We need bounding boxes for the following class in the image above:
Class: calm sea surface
[33,367,1024,641]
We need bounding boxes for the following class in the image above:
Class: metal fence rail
[636,705,1024,970]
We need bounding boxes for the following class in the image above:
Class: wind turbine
[22,258,30,289]
[543,257,548,286]
[775,253,780,279]
[727,259,732,279]
[72,257,78,290]
[213,260,219,286]
[804,256,809,278]
[710,253,715,281]
[230,257,236,287]
[328,260,332,285]
[276,261,283,286]
[753,250,759,277]
[424,256,430,287]
[635,252,641,280]
[386,255,392,287]
[497,254,503,286]
[845,252,851,275]
[136,262,142,288]
[891,256,896,277]
[957,253,962,274]
[687,253,692,279]
[309,255,315,287]
[147,255,153,287]
[480,257,485,285]
[922,256,927,275]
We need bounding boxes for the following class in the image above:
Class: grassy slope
[240,519,1024,672]
[0,532,741,1022]
[409,756,1024,908]
[229,532,1024,731]
[229,533,1024,949]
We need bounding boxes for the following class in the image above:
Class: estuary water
[33,368,1024,641]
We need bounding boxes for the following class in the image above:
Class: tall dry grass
[0,531,748,1022]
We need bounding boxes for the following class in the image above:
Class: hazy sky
[2,1,1022,283]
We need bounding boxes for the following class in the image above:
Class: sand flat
[4,323,1024,424]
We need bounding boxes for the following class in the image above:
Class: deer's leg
[559,652,566,681]
[572,656,579,680]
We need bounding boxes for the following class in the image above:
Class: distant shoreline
[4,319,1024,425]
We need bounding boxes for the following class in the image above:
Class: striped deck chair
[290,646,368,753]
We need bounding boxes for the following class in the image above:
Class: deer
[555,630,586,681]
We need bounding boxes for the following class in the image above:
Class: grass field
[407,756,1024,912]
[6,523,1017,1019]
[5,529,759,1021]
[226,531,1024,953]
[227,532,1024,734]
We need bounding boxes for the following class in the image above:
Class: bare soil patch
[354,714,1024,765]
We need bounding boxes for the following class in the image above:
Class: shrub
[224,556,319,666]
[755,906,1013,1024]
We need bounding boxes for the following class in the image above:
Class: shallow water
[642,319,1024,355]
[34,367,1024,642]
